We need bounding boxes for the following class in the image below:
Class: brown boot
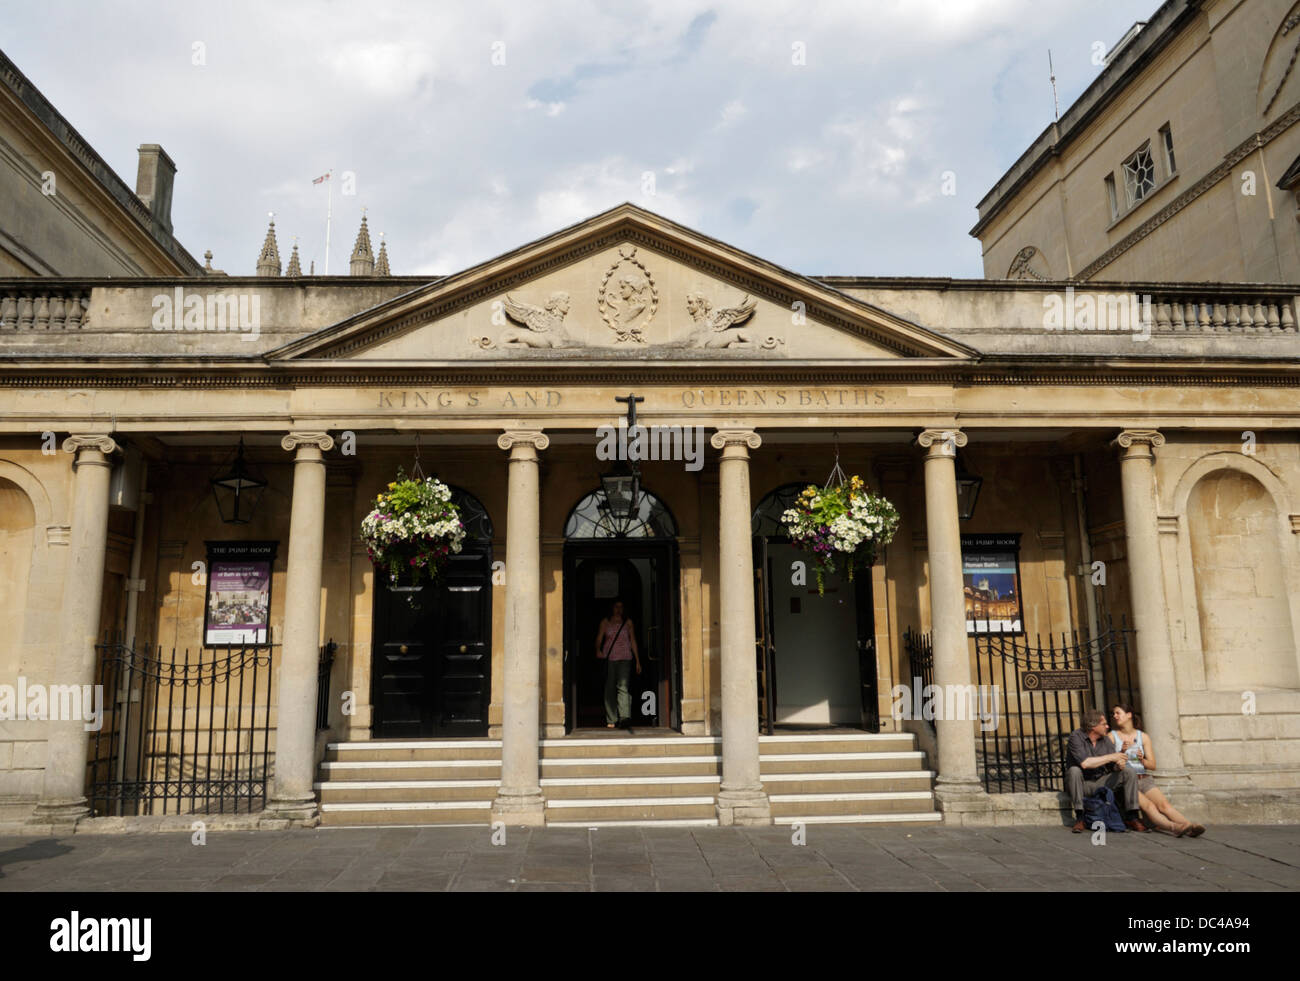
[1071,817,1085,833]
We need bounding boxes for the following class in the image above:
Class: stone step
[323,740,503,763]
[768,791,937,817]
[772,812,944,827]
[758,733,918,755]
[318,799,492,827]
[314,731,936,827]
[760,751,927,773]
[542,796,719,823]
[316,772,934,805]
[320,760,504,781]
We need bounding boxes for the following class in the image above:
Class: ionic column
[1112,430,1189,783]
[263,431,333,826]
[916,429,982,798]
[30,435,117,826]
[710,429,771,826]
[491,430,548,826]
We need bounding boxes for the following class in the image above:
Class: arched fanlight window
[751,482,811,539]
[447,486,493,542]
[564,486,677,540]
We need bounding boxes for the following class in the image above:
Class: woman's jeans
[604,658,633,724]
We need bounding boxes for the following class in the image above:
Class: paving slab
[0,825,1296,891]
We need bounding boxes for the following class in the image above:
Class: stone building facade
[973,0,1300,284]
[1,203,1298,830]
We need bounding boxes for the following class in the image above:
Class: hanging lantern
[954,450,983,520]
[210,437,268,525]
[600,458,640,522]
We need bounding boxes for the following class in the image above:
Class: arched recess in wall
[1180,461,1299,690]
[1258,3,1300,118]
[0,477,37,680]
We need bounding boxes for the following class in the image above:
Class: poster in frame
[961,533,1024,635]
[204,541,277,646]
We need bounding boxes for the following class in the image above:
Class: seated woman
[1110,703,1205,838]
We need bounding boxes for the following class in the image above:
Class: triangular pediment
[268,204,976,362]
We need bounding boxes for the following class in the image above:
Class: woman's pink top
[602,619,633,660]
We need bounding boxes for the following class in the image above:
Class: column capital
[62,434,118,456]
[498,429,550,452]
[281,431,334,453]
[710,429,761,451]
[915,428,967,454]
[1112,429,1164,452]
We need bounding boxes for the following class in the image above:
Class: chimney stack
[135,144,177,234]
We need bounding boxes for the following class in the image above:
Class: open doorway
[561,488,681,733]
[753,483,880,733]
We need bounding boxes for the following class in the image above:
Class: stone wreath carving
[480,290,574,349]
[597,246,657,343]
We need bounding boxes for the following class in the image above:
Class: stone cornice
[3,360,1300,390]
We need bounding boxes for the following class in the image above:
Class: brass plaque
[1020,669,1090,691]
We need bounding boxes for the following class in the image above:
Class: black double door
[562,542,681,731]
[371,549,491,738]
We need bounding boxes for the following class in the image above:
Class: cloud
[3,0,1161,277]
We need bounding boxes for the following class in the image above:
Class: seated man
[1066,708,1147,833]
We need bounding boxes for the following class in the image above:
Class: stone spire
[256,214,281,276]
[375,233,390,276]
[350,212,375,275]
[286,238,302,277]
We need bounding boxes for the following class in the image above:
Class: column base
[934,777,986,805]
[28,798,89,829]
[715,789,771,826]
[258,795,320,829]
[491,792,546,827]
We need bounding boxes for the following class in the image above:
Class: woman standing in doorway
[595,599,641,729]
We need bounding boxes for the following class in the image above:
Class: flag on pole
[312,172,331,184]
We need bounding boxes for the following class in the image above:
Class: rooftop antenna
[1048,49,1060,123]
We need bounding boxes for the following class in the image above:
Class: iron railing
[87,636,276,816]
[317,640,337,731]
[901,628,934,733]
[974,618,1137,793]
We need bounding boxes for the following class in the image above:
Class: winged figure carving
[497,291,573,348]
[685,291,758,348]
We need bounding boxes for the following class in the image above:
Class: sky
[3,0,1160,278]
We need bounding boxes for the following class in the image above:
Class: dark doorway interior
[563,541,681,732]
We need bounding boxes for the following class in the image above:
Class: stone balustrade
[0,290,91,329]
[1150,294,1296,333]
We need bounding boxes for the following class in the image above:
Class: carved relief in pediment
[597,246,658,343]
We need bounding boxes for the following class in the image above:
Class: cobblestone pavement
[0,825,1296,892]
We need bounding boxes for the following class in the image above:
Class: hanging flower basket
[780,475,900,595]
[361,469,465,594]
